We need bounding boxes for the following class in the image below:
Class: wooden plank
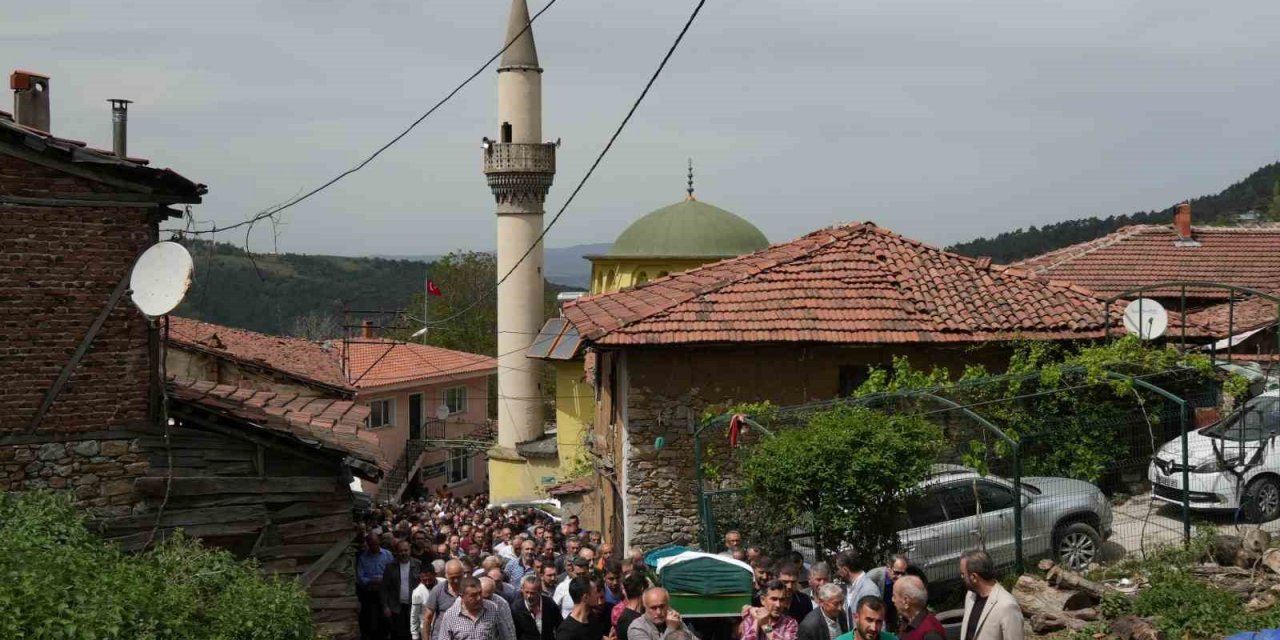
[309,596,359,611]
[96,504,267,532]
[158,493,339,508]
[134,476,340,496]
[256,543,342,559]
[286,530,358,545]
[261,558,299,573]
[108,520,264,551]
[271,501,354,522]
[312,608,360,623]
[276,514,353,540]
[211,462,255,476]
[306,581,356,598]
[298,534,356,588]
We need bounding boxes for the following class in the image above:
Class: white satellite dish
[436,404,451,420]
[129,241,194,317]
[1122,298,1168,340]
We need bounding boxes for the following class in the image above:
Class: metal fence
[695,366,1280,584]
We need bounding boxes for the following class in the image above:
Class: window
[635,271,649,285]
[939,484,979,519]
[977,482,1017,512]
[447,448,471,484]
[905,491,948,528]
[501,122,512,143]
[368,398,394,428]
[444,386,467,415]
[838,365,872,397]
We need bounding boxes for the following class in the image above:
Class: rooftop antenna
[686,158,695,201]
[129,241,194,317]
[1122,298,1168,341]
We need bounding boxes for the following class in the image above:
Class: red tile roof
[1182,296,1280,337]
[1013,224,1280,300]
[168,317,350,392]
[167,376,389,476]
[546,476,594,498]
[562,222,1114,346]
[169,318,497,392]
[345,340,496,389]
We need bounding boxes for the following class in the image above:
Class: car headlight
[1192,458,1241,473]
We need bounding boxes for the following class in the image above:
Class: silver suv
[900,465,1113,583]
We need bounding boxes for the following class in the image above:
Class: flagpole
[423,271,430,345]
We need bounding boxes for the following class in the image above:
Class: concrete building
[483,0,559,501]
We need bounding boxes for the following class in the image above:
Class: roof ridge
[569,223,865,338]
[1014,225,1149,273]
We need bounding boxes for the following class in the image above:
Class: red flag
[728,413,745,448]
[426,279,443,297]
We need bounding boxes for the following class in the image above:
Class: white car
[1149,390,1280,522]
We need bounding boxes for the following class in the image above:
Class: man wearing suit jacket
[958,551,1023,640]
[383,540,424,640]
[798,583,849,640]
[513,573,563,640]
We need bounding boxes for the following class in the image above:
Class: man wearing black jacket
[798,584,848,640]
[382,541,423,640]
[513,573,563,640]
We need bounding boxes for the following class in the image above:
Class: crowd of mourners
[355,495,1024,640]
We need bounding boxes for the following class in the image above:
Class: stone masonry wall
[0,437,149,518]
[0,153,154,435]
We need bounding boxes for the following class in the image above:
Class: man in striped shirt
[437,577,515,640]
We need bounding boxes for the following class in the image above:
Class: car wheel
[1054,522,1101,571]
[1244,477,1280,523]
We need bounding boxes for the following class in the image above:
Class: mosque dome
[607,198,769,258]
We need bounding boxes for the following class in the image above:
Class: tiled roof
[1013,225,1280,300]
[168,317,349,392]
[1182,296,1280,338]
[546,476,594,498]
[346,339,496,389]
[168,318,496,392]
[167,376,389,477]
[562,222,1114,346]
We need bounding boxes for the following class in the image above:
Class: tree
[740,405,943,561]
[288,309,341,340]
[1268,178,1280,221]
[389,251,500,356]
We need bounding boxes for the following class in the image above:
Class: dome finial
[686,158,696,201]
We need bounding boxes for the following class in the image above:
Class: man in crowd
[805,563,832,599]
[614,571,648,640]
[554,555,593,618]
[556,537,582,574]
[477,576,518,640]
[602,560,624,606]
[556,577,600,640]
[508,540,539,583]
[777,562,814,620]
[495,527,516,560]
[959,550,1023,640]
[436,577,512,640]
[799,583,848,640]
[892,576,943,640]
[359,533,395,640]
[838,597,893,640]
[629,587,686,640]
[513,574,562,640]
[720,530,744,557]
[383,540,422,640]
[742,579,798,640]
[540,565,560,599]
[412,564,440,640]
[488,567,520,604]
[751,557,775,600]
[837,552,881,631]
[424,560,468,640]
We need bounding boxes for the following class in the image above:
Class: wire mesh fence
[696,366,1280,583]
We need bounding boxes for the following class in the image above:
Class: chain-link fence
[696,366,1280,583]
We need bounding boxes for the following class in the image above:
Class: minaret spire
[686,158,696,201]
[500,0,541,70]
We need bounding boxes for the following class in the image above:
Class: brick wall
[0,153,155,434]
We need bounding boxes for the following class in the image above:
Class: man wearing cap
[553,553,594,619]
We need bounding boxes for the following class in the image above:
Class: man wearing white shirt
[553,555,592,618]
[413,564,440,640]
[494,528,518,560]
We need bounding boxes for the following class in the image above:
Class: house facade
[539,222,1117,549]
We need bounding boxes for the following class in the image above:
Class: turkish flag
[427,279,443,297]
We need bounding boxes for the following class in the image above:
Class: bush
[0,491,314,640]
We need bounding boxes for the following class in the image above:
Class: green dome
[608,198,769,258]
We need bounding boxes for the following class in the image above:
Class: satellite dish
[129,241,193,317]
[436,404,451,420]
[1123,298,1168,340]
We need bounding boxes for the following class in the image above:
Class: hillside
[174,241,568,342]
[947,162,1280,263]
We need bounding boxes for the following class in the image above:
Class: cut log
[1244,528,1272,554]
[1263,548,1280,575]
[1212,534,1245,566]
[1110,615,1166,640]
[1037,559,1056,572]
[1046,566,1108,598]
[1029,612,1089,634]
[1012,575,1095,617]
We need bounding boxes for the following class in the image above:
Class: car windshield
[1206,396,1280,442]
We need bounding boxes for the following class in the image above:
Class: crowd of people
[354,497,1023,640]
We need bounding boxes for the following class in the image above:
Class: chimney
[108,98,131,158]
[10,70,50,132]
[361,320,374,339]
[1173,202,1192,239]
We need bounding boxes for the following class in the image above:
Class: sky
[6,0,1280,256]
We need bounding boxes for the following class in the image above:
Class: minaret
[484,0,556,500]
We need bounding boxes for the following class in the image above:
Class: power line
[161,0,559,238]
[421,0,710,329]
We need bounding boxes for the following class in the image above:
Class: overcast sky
[6,0,1280,256]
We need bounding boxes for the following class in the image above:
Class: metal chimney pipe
[108,99,131,158]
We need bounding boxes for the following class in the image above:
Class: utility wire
[161,0,558,237]
[422,0,709,329]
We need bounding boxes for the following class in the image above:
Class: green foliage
[1223,372,1251,400]
[0,491,314,640]
[947,162,1280,262]
[740,404,943,560]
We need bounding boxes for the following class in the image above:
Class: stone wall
[620,343,1012,550]
[0,436,148,518]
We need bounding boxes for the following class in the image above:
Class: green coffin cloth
[659,554,754,596]
[669,592,751,617]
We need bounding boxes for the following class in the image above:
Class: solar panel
[549,325,582,360]
[526,318,566,359]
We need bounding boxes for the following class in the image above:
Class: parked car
[488,498,564,525]
[901,465,1114,583]
[1148,390,1280,522]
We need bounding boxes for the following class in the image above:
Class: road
[1105,490,1280,562]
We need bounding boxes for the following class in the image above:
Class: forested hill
[173,241,567,345]
[946,162,1280,263]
